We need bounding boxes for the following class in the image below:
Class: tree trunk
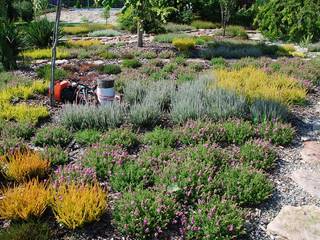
[137,20,143,48]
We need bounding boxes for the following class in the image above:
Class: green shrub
[24,18,62,48]
[101,128,139,150]
[250,99,288,123]
[123,80,146,105]
[214,167,273,206]
[191,20,220,29]
[21,48,71,60]
[211,57,227,69]
[83,144,129,179]
[110,160,154,192]
[240,140,277,171]
[164,22,194,33]
[308,42,320,52]
[158,50,176,59]
[36,65,70,81]
[42,146,69,166]
[88,29,122,37]
[33,126,73,147]
[172,38,196,51]
[143,127,177,148]
[113,189,177,239]
[186,196,245,240]
[0,221,51,240]
[258,121,295,146]
[256,0,320,42]
[60,103,125,131]
[99,50,118,59]
[98,64,121,74]
[74,129,101,146]
[14,1,34,22]
[140,51,157,59]
[154,33,188,43]
[222,120,254,145]
[122,59,142,69]
[225,25,248,39]
[0,121,35,140]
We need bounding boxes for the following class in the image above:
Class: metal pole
[50,0,62,106]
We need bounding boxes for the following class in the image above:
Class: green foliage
[0,221,51,240]
[214,167,273,206]
[186,196,245,240]
[258,121,295,146]
[191,20,220,29]
[74,129,101,146]
[240,140,277,171]
[159,50,176,59]
[0,21,21,70]
[33,126,73,147]
[14,1,34,22]
[88,29,122,37]
[123,80,146,105]
[154,33,188,43]
[24,18,61,48]
[113,189,177,239]
[122,59,142,69]
[143,127,177,148]
[255,0,320,42]
[98,64,122,74]
[32,0,49,17]
[164,22,194,33]
[60,104,125,131]
[211,57,227,69]
[36,65,70,81]
[0,121,35,140]
[42,146,69,166]
[222,120,254,145]
[225,25,248,39]
[250,99,288,123]
[101,128,139,149]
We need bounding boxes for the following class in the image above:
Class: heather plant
[67,39,102,48]
[144,81,175,111]
[51,182,107,229]
[0,121,35,140]
[123,80,146,105]
[143,127,178,148]
[83,144,130,178]
[21,48,71,60]
[172,38,196,51]
[154,33,189,43]
[191,20,220,29]
[101,128,139,150]
[110,160,154,192]
[36,65,70,81]
[42,146,69,166]
[258,121,295,146]
[60,103,125,131]
[159,50,176,59]
[240,140,277,171]
[225,25,248,39]
[250,99,288,123]
[211,57,227,69]
[88,29,122,37]
[0,179,50,220]
[164,22,194,33]
[113,189,177,239]
[214,167,273,206]
[98,64,122,74]
[222,120,255,145]
[186,196,245,240]
[74,129,101,146]
[33,126,73,147]
[122,59,142,69]
[0,221,51,240]
[52,163,97,188]
[0,149,50,182]
[140,51,157,59]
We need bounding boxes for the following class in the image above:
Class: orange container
[53,81,71,102]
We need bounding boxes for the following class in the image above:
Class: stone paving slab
[300,141,320,165]
[267,205,320,240]
[291,169,320,199]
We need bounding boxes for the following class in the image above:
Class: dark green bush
[191,20,220,29]
[122,59,142,69]
[258,121,295,146]
[240,140,277,170]
[42,146,69,166]
[33,126,73,147]
[223,120,254,145]
[0,221,51,240]
[74,129,101,146]
[36,65,70,81]
[113,189,177,239]
[98,64,122,74]
[101,128,139,150]
[186,196,245,240]
[14,1,33,22]
[211,57,227,69]
[110,160,154,192]
[214,167,273,206]
[143,127,177,148]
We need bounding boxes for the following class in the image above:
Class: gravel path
[248,89,320,240]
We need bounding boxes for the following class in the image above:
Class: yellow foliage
[63,23,114,35]
[51,182,107,229]
[281,44,296,53]
[21,48,71,60]
[67,39,102,48]
[214,67,307,105]
[0,179,50,220]
[0,149,50,182]
[172,38,196,51]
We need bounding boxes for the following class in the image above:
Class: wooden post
[137,19,143,47]
[50,0,62,107]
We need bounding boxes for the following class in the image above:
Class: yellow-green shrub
[21,48,71,60]
[51,182,107,229]
[63,23,114,35]
[0,179,50,220]
[0,149,50,182]
[214,67,307,105]
[67,39,102,48]
[172,38,196,51]
[280,44,305,58]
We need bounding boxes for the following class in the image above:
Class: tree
[219,0,236,36]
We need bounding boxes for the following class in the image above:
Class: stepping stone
[301,141,320,165]
[291,169,320,199]
[267,205,320,240]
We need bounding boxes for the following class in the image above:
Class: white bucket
[97,79,115,105]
